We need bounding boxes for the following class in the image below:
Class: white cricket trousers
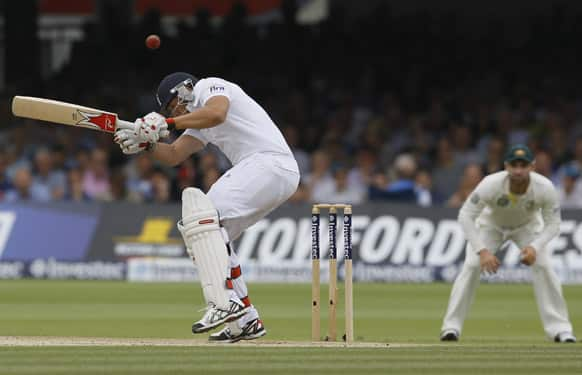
[208,152,300,242]
[441,225,573,339]
[207,152,300,326]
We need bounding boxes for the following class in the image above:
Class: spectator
[348,148,377,197]
[151,168,172,203]
[369,154,420,204]
[4,167,34,202]
[555,137,582,187]
[414,170,433,207]
[82,148,111,201]
[3,3,582,207]
[4,144,31,182]
[305,150,334,202]
[312,164,364,204]
[501,108,529,145]
[547,127,569,167]
[31,148,67,201]
[534,150,554,182]
[369,168,389,194]
[446,164,484,208]
[110,168,127,201]
[483,137,505,175]
[432,138,464,199]
[51,144,68,172]
[126,153,154,202]
[451,124,482,166]
[65,168,90,202]
[558,165,582,209]
[571,137,582,172]
[0,150,12,201]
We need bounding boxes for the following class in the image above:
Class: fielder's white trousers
[441,225,573,339]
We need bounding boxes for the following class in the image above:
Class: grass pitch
[0,281,581,374]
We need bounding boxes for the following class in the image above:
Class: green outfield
[0,280,581,374]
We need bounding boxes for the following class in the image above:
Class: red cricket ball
[145,34,161,50]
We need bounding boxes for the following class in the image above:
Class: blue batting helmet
[155,72,198,112]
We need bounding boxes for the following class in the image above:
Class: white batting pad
[178,188,230,309]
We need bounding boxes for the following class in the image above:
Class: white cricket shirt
[182,77,297,170]
[459,171,561,253]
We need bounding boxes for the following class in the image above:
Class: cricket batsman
[440,145,576,343]
[114,72,300,342]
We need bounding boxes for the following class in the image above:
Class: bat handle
[115,119,134,131]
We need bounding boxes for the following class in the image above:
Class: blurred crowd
[2,2,582,208]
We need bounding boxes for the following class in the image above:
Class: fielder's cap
[504,144,534,163]
[156,72,198,111]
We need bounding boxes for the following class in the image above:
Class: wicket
[311,203,354,344]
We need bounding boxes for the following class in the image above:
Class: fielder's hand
[479,249,500,274]
[114,129,150,155]
[520,246,537,266]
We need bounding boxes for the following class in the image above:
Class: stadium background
[1,0,582,282]
[0,2,581,374]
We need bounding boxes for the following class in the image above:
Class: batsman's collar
[504,144,534,163]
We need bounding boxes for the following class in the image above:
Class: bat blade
[11,96,123,133]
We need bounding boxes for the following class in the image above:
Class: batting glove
[114,129,150,155]
[140,112,173,140]
[115,113,174,144]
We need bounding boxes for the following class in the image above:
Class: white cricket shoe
[554,332,577,343]
[191,299,249,334]
[209,319,267,343]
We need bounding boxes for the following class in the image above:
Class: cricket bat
[11,96,133,133]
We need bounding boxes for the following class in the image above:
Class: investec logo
[0,212,16,259]
[113,217,184,258]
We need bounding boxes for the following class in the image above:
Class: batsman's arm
[171,96,229,130]
[149,134,205,166]
[530,187,561,251]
